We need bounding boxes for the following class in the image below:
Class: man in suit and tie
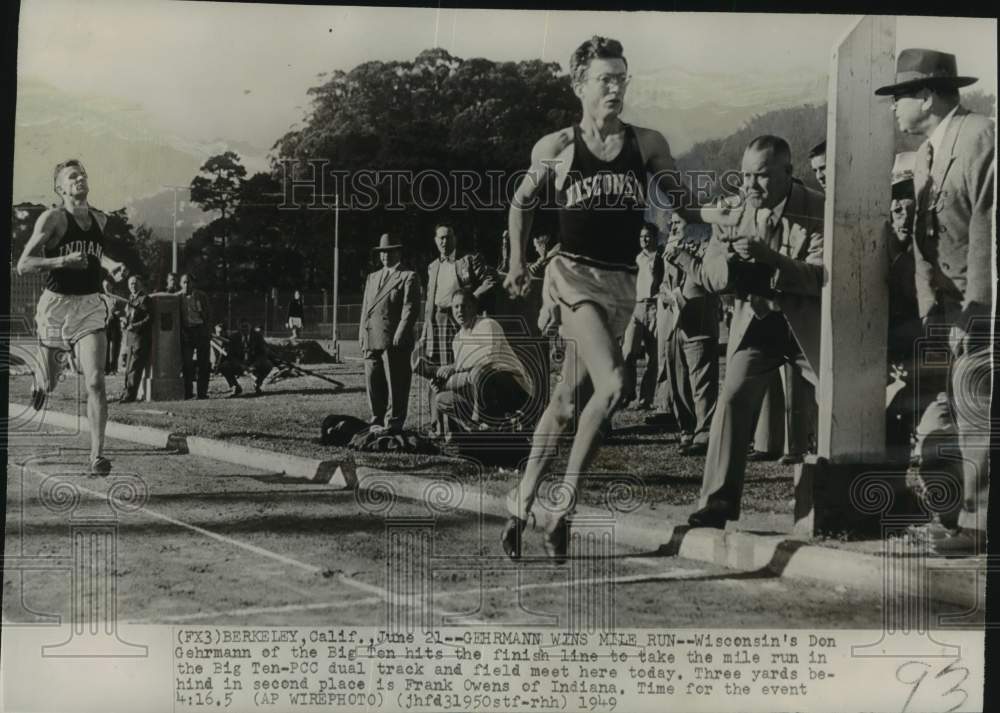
[421,223,497,425]
[688,135,825,528]
[875,49,994,555]
[360,234,420,433]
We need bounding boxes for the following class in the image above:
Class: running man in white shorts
[16,159,128,475]
[502,36,739,561]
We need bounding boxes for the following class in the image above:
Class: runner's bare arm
[16,209,79,274]
[506,129,571,297]
[638,128,742,227]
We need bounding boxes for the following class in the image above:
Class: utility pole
[162,185,191,273]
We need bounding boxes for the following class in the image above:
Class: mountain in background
[12,79,269,243]
[623,65,828,153]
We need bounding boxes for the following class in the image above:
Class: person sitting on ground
[432,290,534,435]
[217,319,273,397]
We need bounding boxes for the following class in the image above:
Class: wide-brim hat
[874,48,978,96]
[373,233,402,251]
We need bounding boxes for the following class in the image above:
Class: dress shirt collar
[928,104,960,160]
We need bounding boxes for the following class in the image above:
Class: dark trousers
[219,355,272,389]
[700,318,817,519]
[181,325,211,398]
[122,340,150,400]
[364,346,412,430]
[106,323,122,373]
[670,332,719,445]
[783,363,817,456]
[623,300,658,403]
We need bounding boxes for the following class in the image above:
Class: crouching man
[433,290,534,433]
[218,320,273,397]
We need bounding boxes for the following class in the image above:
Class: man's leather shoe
[680,442,708,457]
[747,449,780,462]
[688,505,730,529]
[779,453,803,465]
[544,518,569,564]
[500,516,527,560]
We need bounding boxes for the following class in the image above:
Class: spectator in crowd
[808,140,827,192]
[527,234,560,279]
[218,320,273,397]
[178,273,212,400]
[420,223,498,432]
[433,290,533,434]
[648,215,685,429]
[287,289,304,339]
[359,234,420,433]
[622,222,664,410]
[102,278,123,375]
[119,275,151,403]
[165,272,179,294]
[209,323,227,373]
[662,222,721,456]
[876,49,994,554]
[688,135,824,529]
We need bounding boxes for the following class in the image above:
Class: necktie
[750,207,780,318]
[377,269,388,291]
[913,140,934,248]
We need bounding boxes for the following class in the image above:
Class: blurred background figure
[119,275,152,403]
[179,273,212,400]
[287,289,304,339]
[101,278,123,375]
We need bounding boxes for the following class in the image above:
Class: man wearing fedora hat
[876,49,994,555]
[360,234,420,433]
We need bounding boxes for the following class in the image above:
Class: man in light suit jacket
[421,223,498,424]
[688,135,825,528]
[876,49,994,554]
[360,234,420,433]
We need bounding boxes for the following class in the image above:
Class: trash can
[145,293,184,401]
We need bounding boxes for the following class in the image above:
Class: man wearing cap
[360,234,420,433]
[876,49,994,554]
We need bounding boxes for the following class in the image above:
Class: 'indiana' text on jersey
[562,171,647,210]
[55,239,104,260]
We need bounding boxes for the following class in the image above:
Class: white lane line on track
[17,465,721,627]
[18,465,473,622]
[124,567,713,624]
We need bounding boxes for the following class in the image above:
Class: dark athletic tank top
[44,208,105,295]
[557,123,648,271]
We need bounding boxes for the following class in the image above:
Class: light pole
[162,184,192,273]
[332,194,340,360]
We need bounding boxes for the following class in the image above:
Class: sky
[16,1,998,150]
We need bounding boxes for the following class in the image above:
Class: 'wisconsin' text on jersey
[562,170,647,210]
